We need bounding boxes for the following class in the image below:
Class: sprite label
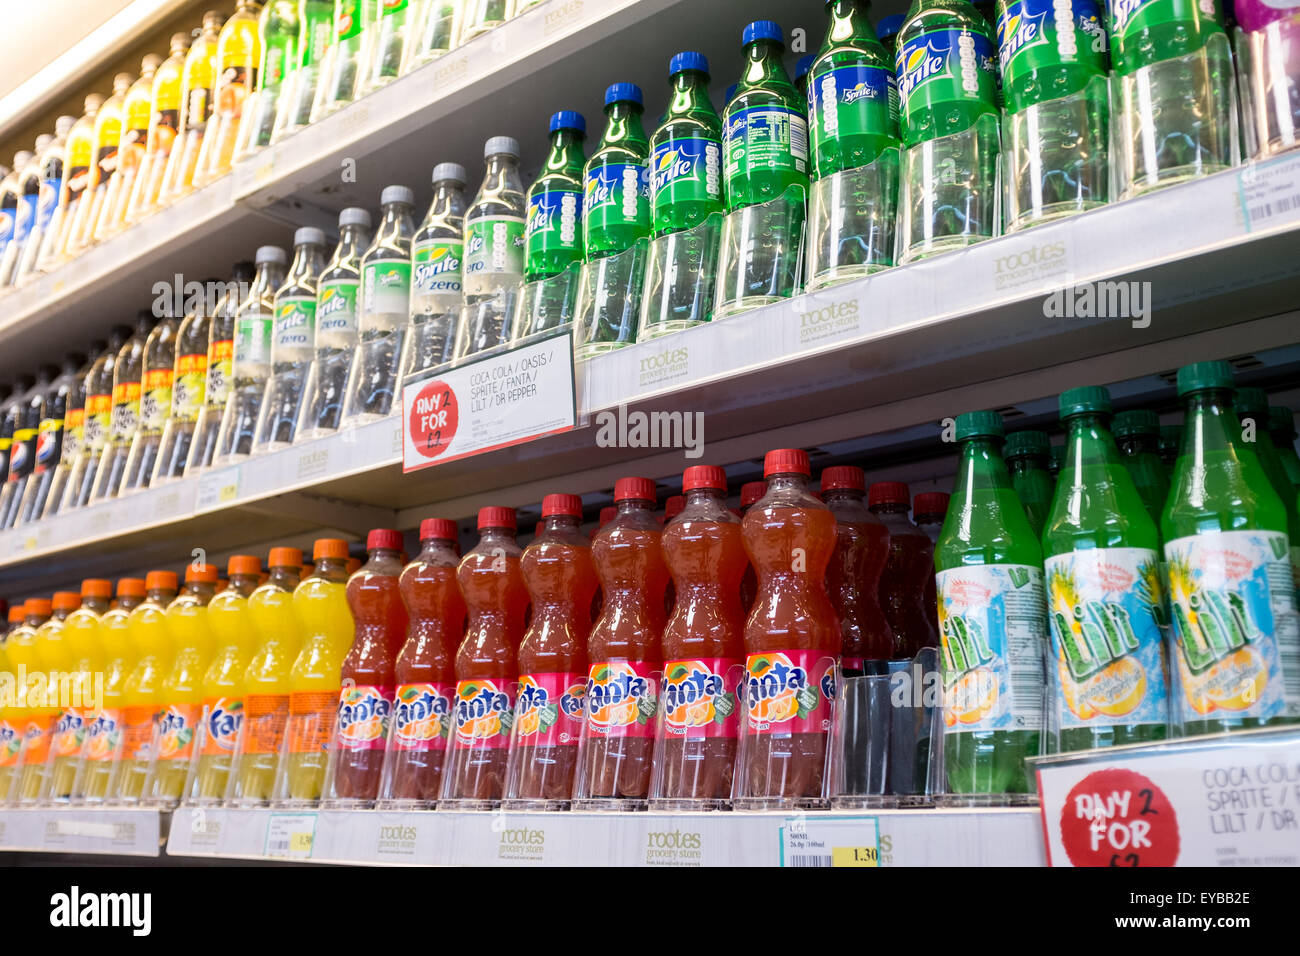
[140,368,174,432]
[650,138,722,215]
[896,28,998,119]
[316,279,360,342]
[526,190,582,260]
[723,106,810,180]
[583,163,650,240]
[361,260,412,317]
[809,65,895,147]
[173,353,207,421]
[412,240,463,316]
[463,216,525,297]
[235,314,274,371]
[274,295,317,363]
[997,0,1107,87]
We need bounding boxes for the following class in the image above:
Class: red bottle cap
[420,518,459,542]
[542,493,584,517]
[663,495,686,519]
[598,506,616,527]
[477,506,516,530]
[228,555,262,576]
[613,477,656,503]
[53,591,82,612]
[27,598,53,617]
[268,547,303,569]
[314,538,350,560]
[367,528,404,552]
[821,465,865,492]
[117,577,146,598]
[740,481,766,507]
[682,465,727,492]
[763,448,809,478]
[913,492,950,517]
[186,563,219,583]
[868,481,910,508]
[81,579,113,599]
[145,570,179,592]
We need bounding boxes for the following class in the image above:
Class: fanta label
[286,690,336,754]
[0,720,21,767]
[22,716,56,765]
[156,703,200,761]
[120,705,156,760]
[584,660,657,739]
[242,693,289,755]
[201,696,243,756]
[52,707,87,758]
[335,684,393,751]
[662,657,741,739]
[514,672,585,747]
[392,681,454,751]
[744,650,835,736]
[451,678,514,748]
[82,708,121,762]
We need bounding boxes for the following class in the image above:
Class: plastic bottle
[43,95,101,269]
[1,141,48,286]
[39,345,99,519]
[739,479,766,609]
[273,0,334,138]
[1236,0,1300,159]
[0,378,33,509]
[935,411,1046,800]
[186,261,257,471]
[582,84,651,262]
[1270,407,1300,490]
[462,0,509,40]
[224,245,288,458]
[1158,423,1181,472]
[5,599,53,800]
[0,365,55,528]
[257,227,326,447]
[122,306,180,490]
[525,111,587,284]
[823,466,895,673]
[302,208,370,436]
[1003,429,1055,537]
[1043,387,1170,753]
[507,494,599,808]
[65,73,130,255]
[97,57,159,240]
[382,519,464,806]
[913,491,949,634]
[330,529,408,804]
[115,571,180,801]
[88,311,153,501]
[877,13,905,59]
[655,465,746,808]
[16,352,86,524]
[359,0,413,94]
[651,55,724,238]
[194,0,263,185]
[47,579,112,800]
[403,167,466,376]
[14,119,71,283]
[442,507,527,806]
[259,1,302,103]
[78,578,145,801]
[158,11,224,206]
[0,157,24,271]
[349,185,415,419]
[122,33,188,225]
[458,137,526,357]
[870,481,939,657]
[18,593,78,800]
[1113,409,1171,530]
[313,0,374,118]
[0,605,24,799]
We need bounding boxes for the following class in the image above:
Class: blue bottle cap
[743,20,783,46]
[876,14,905,40]
[604,82,643,107]
[669,51,709,76]
[795,55,815,81]
[549,110,586,135]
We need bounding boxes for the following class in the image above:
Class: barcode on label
[1011,662,1044,721]
[1248,194,1300,225]
[787,854,831,867]
[267,839,289,852]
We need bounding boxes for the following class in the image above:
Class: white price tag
[265,813,317,860]
[778,816,880,867]
[1238,154,1300,233]
[195,466,241,512]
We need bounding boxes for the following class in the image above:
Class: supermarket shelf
[164,806,1045,866]
[0,807,162,857]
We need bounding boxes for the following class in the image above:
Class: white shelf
[0,807,161,857]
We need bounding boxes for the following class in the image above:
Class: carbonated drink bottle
[273,0,334,139]
[457,137,526,358]
[91,312,153,501]
[403,0,461,71]
[78,578,145,802]
[20,593,79,801]
[121,307,180,491]
[158,11,224,207]
[115,571,179,801]
[6,598,55,801]
[0,606,23,799]
[1158,423,1180,471]
[240,0,300,153]
[877,13,905,58]
[1113,409,1171,529]
[40,345,98,519]
[895,0,1000,262]
[0,377,33,510]
[15,117,72,283]
[193,0,262,186]
[462,0,508,40]
[17,351,87,523]
[654,465,746,809]
[935,411,1046,801]
[913,491,949,633]
[442,507,527,807]
[739,479,765,610]
[807,0,903,287]
[1,140,47,286]
[188,261,257,471]
[152,277,217,482]
[406,166,465,373]
[259,226,326,447]
[47,579,112,800]
[1004,429,1055,537]
[1270,406,1300,489]
[1043,387,1170,752]
[870,481,939,656]
[219,245,287,460]
[381,519,464,806]
[359,0,414,94]
[43,95,101,270]
[99,56,160,238]
[506,495,598,809]
[1164,363,1300,734]
[0,157,24,271]
[68,72,131,252]
[823,466,896,673]
[1,365,56,529]
[124,33,189,225]
[306,209,370,436]
[330,529,408,804]
[312,0,374,119]
[521,111,585,332]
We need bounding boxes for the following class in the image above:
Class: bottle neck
[83,597,111,615]
[1063,413,1123,473]
[684,487,727,510]
[367,547,402,568]
[667,71,717,120]
[228,573,260,596]
[481,155,522,199]
[600,102,647,148]
[289,243,324,281]
[335,224,368,260]
[418,538,459,562]
[1118,432,1158,456]
[376,203,412,242]
[430,182,465,220]
[823,488,864,506]
[1183,389,1240,457]
[1006,454,1046,477]
[957,437,1014,491]
[545,130,585,175]
[145,589,176,605]
[826,0,875,44]
[742,39,790,86]
[542,514,582,535]
[252,263,285,296]
[268,567,301,590]
[478,527,517,549]
[313,557,349,582]
[766,472,812,496]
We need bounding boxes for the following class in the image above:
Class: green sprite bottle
[1049,442,1065,477]
[1004,429,1055,537]
[351,185,415,418]
[227,246,287,457]
[300,0,335,69]
[315,0,374,117]
[935,410,1046,801]
[409,164,466,372]
[311,207,370,434]
[584,84,651,259]
[459,136,526,357]
[274,0,334,135]
[1163,362,1300,735]
[1113,409,1170,528]
[405,1,460,69]
[261,226,326,446]
[1043,387,1169,752]
[260,1,302,91]
[526,111,586,281]
[1269,406,1300,490]
[462,0,509,41]
[650,53,724,237]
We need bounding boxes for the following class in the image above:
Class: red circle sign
[1059,768,1180,867]
[408,380,459,460]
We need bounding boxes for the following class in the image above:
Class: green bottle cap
[954,410,1004,441]
[1232,386,1268,419]
[1059,386,1112,420]
[1112,409,1159,439]
[1003,429,1049,459]
[1176,361,1235,397]
[1270,406,1297,440]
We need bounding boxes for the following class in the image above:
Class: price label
[265,813,316,860]
[1238,153,1300,233]
[831,845,880,867]
[195,466,241,513]
[779,817,880,868]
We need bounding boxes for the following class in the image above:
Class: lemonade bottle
[1043,387,1170,753]
[47,580,111,800]
[125,33,190,224]
[1234,388,1300,590]
[281,538,353,803]
[506,495,598,809]
[20,593,79,801]
[1112,409,1171,530]
[935,411,1046,801]
[97,56,159,240]
[232,548,302,804]
[822,466,895,674]
[1003,429,1055,537]
[158,11,224,206]
[1164,363,1300,735]
[194,0,263,186]
[79,578,145,801]
[114,571,179,801]
[66,73,131,256]
[191,555,261,801]
[152,564,219,802]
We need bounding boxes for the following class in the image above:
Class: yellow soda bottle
[126,33,190,224]
[152,564,219,801]
[194,0,263,187]
[232,547,303,804]
[114,571,179,801]
[3,602,53,799]
[43,94,101,270]
[80,578,146,801]
[0,606,23,799]
[68,72,132,256]
[282,538,354,803]
[47,580,112,800]
[160,11,225,206]
[192,554,262,801]
[21,592,82,800]
[97,55,159,241]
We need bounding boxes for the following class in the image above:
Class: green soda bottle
[1158,423,1181,471]
[311,207,370,433]
[263,226,326,445]
[583,84,651,260]
[525,111,587,282]
[260,1,302,91]
[896,0,1000,261]
[997,0,1109,230]
[300,0,335,69]
[352,185,415,418]
[316,0,374,115]
[650,53,724,237]
[1043,387,1170,752]
[1269,406,1300,490]
[1235,387,1300,596]
[935,410,1046,800]
[1163,362,1300,735]
[1113,409,1170,528]
[1049,442,1065,477]
[408,165,466,372]
[1004,429,1055,537]
[877,13,906,59]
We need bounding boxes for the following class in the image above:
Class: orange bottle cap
[186,563,219,583]
[228,554,262,576]
[27,598,53,617]
[313,538,349,561]
[8,606,24,623]
[117,577,146,598]
[53,591,82,612]
[81,579,113,599]
[268,546,303,569]
[145,570,179,592]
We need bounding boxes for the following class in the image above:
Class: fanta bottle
[912,492,949,635]
[381,520,464,807]
[115,571,179,801]
[822,466,895,674]
[21,593,79,800]
[329,529,407,805]
[576,480,668,808]
[0,607,22,798]
[506,494,598,809]
[738,449,840,809]
[739,479,766,609]
[2,600,52,798]
[655,465,746,809]
[79,578,144,801]
[441,507,527,808]
[870,481,939,657]
[152,563,218,801]
[192,555,262,802]
[232,548,302,804]
[48,580,111,800]
[281,538,353,803]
